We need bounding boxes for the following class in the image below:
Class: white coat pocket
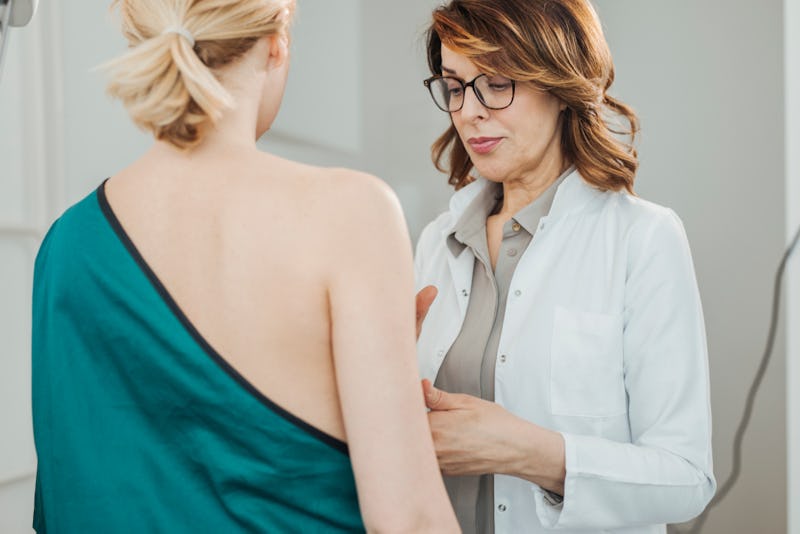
[550,306,626,417]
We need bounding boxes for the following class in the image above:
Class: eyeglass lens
[427,75,514,112]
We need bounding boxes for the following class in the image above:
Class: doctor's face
[440,45,566,184]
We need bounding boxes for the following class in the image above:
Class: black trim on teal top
[96,179,350,455]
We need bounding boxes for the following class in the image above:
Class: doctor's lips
[467,137,503,154]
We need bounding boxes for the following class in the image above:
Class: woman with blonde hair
[414,0,716,531]
[31,1,458,532]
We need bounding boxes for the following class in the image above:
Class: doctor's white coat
[414,171,716,533]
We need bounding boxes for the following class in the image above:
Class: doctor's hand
[415,286,437,339]
[422,379,567,495]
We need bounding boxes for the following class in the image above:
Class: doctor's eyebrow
[441,66,458,76]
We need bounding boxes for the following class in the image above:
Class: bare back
[105,144,457,531]
[106,148,353,441]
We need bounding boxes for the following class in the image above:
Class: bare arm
[326,172,458,533]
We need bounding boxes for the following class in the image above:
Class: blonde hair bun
[103,0,294,150]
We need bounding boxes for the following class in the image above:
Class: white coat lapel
[440,178,487,322]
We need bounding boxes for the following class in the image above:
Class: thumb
[421,379,464,411]
[415,285,438,338]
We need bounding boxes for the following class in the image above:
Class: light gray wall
[60,2,151,205]
[264,0,450,241]
[593,2,786,533]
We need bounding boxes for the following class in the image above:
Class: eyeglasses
[423,74,516,113]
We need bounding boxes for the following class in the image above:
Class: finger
[415,285,438,338]
[421,379,442,408]
[422,379,467,411]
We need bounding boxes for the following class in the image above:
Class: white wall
[0,2,50,532]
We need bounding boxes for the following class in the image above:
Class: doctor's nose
[459,86,489,122]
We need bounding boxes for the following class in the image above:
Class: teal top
[32,182,365,533]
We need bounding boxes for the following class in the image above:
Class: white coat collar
[441,168,606,239]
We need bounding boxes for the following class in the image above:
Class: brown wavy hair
[426,0,639,192]
[103,0,294,150]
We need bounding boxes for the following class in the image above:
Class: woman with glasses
[31,1,458,532]
[414,1,716,532]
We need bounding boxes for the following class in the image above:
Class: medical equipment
[0,0,39,83]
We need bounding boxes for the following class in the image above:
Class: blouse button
[512,222,521,232]
[498,504,508,512]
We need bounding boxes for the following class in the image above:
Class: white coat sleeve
[533,209,716,529]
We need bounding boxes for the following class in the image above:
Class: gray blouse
[434,167,571,534]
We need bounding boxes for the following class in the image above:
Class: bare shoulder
[252,154,399,210]
[237,154,409,250]
[285,163,406,233]
[310,168,412,266]
[323,168,408,242]
[326,168,402,214]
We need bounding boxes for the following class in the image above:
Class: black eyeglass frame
[423,74,516,113]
